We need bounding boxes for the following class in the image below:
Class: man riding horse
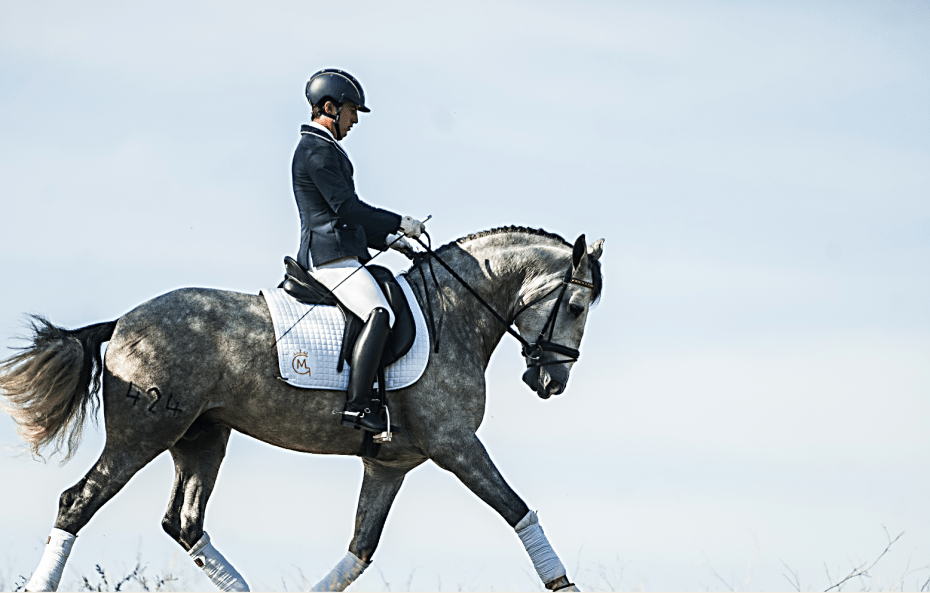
[293,68,426,434]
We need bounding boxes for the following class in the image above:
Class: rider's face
[337,102,359,139]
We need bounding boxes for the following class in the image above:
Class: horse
[0,226,604,592]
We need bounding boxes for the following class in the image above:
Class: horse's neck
[426,237,563,366]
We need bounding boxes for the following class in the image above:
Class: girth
[278,257,416,370]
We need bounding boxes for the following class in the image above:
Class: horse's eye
[568,303,585,317]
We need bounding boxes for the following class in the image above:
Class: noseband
[412,236,593,371]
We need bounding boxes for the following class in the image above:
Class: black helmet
[305,69,370,112]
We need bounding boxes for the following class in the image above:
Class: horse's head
[514,234,604,399]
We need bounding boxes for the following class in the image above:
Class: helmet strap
[323,101,343,140]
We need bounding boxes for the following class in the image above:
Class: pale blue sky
[2,1,929,590]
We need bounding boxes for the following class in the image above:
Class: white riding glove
[385,232,415,258]
[399,215,425,238]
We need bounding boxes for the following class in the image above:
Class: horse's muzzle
[522,366,566,400]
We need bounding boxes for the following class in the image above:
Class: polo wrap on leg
[25,528,76,592]
[309,551,369,592]
[189,531,250,592]
[515,510,567,585]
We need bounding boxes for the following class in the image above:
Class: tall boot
[341,307,390,433]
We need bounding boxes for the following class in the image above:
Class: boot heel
[341,411,362,429]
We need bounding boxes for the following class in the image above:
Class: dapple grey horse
[1,226,604,592]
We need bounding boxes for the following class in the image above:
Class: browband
[567,277,594,289]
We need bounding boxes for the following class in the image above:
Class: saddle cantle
[278,256,416,370]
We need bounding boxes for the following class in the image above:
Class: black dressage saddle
[278,256,417,370]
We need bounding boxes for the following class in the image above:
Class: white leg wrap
[189,531,250,592]
[25,528,76,592]
[309,551,369,592]
[515,511,567,585]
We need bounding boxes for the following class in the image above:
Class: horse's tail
[0,315,117,463]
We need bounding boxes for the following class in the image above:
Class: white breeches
[310,257,395,327]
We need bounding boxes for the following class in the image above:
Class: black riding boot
[341,307,390,433]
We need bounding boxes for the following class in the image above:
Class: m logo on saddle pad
[292,350,311,376]
[261,275,430,390]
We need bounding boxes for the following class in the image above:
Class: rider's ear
[572,234,587,271]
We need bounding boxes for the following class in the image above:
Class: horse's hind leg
[310,458,423,592]
[162,421,248,592]
[26,441,168,591]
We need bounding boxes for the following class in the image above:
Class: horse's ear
[587,238,604,262]
[572,234,587,270]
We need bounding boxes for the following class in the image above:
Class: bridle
[512,266,595,368]
[412,236,594,372]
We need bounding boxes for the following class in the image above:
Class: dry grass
[2,529,929,592]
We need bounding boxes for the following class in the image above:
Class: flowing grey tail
[0,316,117,462]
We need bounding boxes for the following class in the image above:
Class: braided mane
[446,225,571,249]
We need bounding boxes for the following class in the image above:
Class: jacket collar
[305,121,333,137]
[300,123,351,161]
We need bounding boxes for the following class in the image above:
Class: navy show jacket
[292,124,402,268]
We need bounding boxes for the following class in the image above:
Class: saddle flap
[366,266,416,365]
[280,258,417,368]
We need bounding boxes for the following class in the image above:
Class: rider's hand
[385,232,415,258]
[399,215,425,238]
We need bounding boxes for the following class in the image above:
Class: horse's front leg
[311,457,424,592]
[430,433,579,592]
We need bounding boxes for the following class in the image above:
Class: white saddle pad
[260,274,430,390]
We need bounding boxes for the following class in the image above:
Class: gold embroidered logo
[292,350,311,376]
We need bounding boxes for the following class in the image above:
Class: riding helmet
[305,69,370,112]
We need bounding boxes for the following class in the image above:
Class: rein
[411,236,591,369]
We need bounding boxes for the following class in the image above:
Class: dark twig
[824,528,903,592]
[702,551,736,592]
[781,559,801,592]
[372,564,392,592]
[13,575,27,592]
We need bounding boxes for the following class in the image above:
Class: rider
[292,68,425,434]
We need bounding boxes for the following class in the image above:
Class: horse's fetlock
[179,526,204,552]
[545,576,572,591]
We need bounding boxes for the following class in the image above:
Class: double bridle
[412,236,593,372]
